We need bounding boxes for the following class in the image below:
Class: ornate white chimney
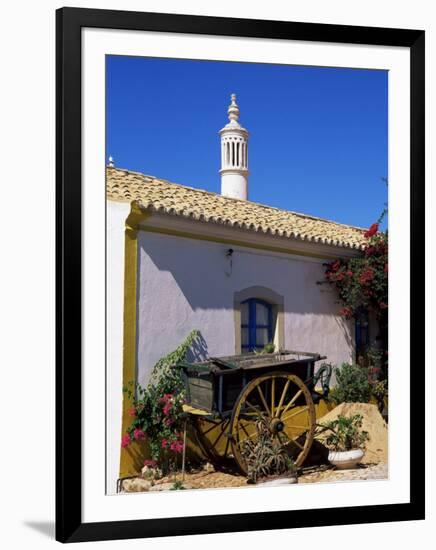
[219,94,249,200]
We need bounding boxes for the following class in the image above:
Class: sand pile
[317,403,388,464]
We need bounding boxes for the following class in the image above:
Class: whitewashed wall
[136,230,354,387]
[106,201,131,494]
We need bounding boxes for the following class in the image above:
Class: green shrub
[330,362,372,404]
[371,379,388,413]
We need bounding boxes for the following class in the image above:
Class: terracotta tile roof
[107,166,366,250]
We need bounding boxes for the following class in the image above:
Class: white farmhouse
[106,95,367,492]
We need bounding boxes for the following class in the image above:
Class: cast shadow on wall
[185,331,209,362]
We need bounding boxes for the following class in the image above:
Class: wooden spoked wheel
[230,372,316,475]
[193,416,232,465]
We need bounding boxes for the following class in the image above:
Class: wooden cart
[179,351,332,475]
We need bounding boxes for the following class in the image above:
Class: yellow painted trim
[182,404,209,416]
[119,203,149,478]
[138,224,345,260]
[314,398,336,419]
[234,304,242,354]
[276,305,285,351]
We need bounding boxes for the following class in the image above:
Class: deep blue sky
[106,56,388,228]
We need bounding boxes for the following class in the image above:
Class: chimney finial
[227,93,240,124]
[108,155,115,167]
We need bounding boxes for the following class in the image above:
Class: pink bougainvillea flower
[128,407,137,417]
[159,394,175,414]
[164,417,174,427]
[330,260,341,272]
[162,403,172,416]
[359,267,375,285]
[143,459,157,467]
[339,307,353,319]
[170,440,184,453]
[379,302,388,309]
[159,393,173,404]
[121,433,131,448]
[364,223,379,238]
[161,438,168,449]
[133,428,145,440]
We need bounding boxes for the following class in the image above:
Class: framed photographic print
[56,7,425,543]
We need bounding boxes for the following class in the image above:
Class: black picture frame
[56,7,425,543]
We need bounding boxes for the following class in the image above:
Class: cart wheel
[193,416,232,466]
[230,371,316,475]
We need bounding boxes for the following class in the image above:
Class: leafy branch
[122,330,200,470]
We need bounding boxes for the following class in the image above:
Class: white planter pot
[328,448,365,470]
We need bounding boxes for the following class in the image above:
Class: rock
[150,481,194,491]
[122,478,152,492]
[204,462,215,473]
[141,465,163,480]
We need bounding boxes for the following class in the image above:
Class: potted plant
[242,417,297,484]
[319,414,369,469]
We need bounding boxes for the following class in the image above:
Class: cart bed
[179,350,325,416]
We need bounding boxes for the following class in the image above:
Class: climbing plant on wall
[323,224,388,321]
[320,205,388,374]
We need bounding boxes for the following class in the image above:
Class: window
[234,286,284,354]
[241,298,273,352]
[355,308,370,361]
